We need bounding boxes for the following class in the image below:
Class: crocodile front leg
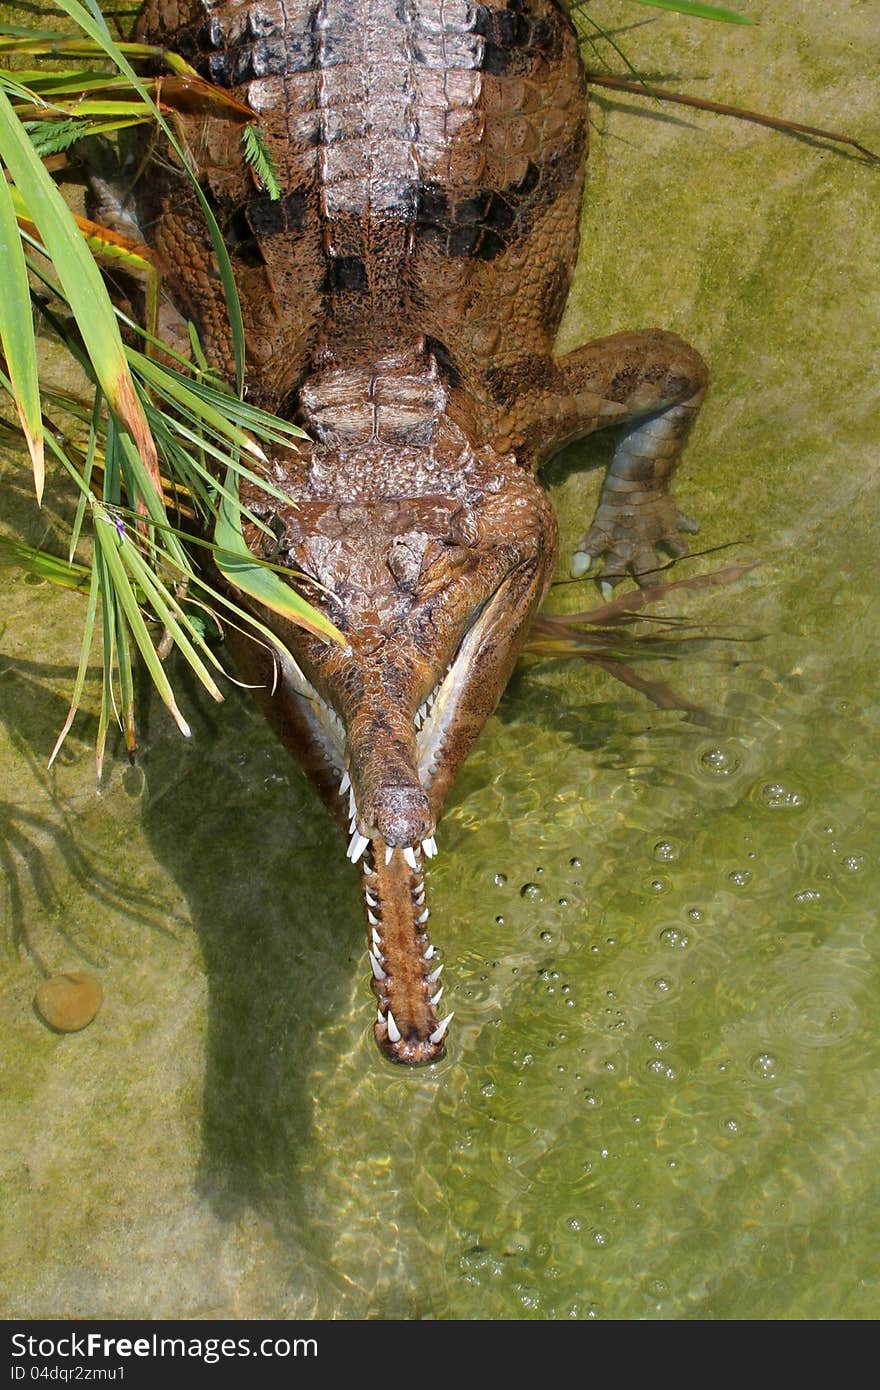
[501,329,708,587]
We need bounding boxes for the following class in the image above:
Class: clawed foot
[570,495,698,593]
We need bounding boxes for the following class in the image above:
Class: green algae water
[1,1,878,1319]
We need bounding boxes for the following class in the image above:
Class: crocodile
[127,0,708,1063]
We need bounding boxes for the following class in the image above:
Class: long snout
[346,709,434,848]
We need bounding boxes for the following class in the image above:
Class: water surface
[1,0,877,1320]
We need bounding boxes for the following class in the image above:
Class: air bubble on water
[540,930,552,943]
[495,915,505,925]
[520,882,545,902]
[654,977,671,994]
[592,1229,609,1248]
[653,839,678,862]
[842,855,865,873]
[567,1216,583,1232]
[794,888,822,904]
[646,1058,677,1080]
[728,869,752,887]
[751,1051,778,1079]
[650,879,667,893]
[687,908,703,922]
[760,781,805,810]
[569,857,581,868]
[659,927,690,949]
[700,746,740,775]
[558,897,569,907]
[494,872,507,887]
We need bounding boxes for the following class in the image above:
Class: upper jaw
[312,545,546,845]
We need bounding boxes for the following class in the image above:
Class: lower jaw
[361,838,452,1065]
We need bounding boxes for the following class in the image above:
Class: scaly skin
[130,0,708,1063]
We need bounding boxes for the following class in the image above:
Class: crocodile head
[236,433,558,1064]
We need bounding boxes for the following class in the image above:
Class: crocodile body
[132,0,708,1062]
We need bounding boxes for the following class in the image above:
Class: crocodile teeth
[403,846,418,870]
[423,944,435,960]
[377,1008,384,1024]
[421,836,437,858]
[426,963,443,983]
[365,887,378,907]
[369,950,387,981]
[416,908,429,924]
[339,770,351,795]
[414,888,426,905]
[371,927,382,949]
[386,1010,401,1044]
[348,831,369,863]
[367,909,380,927]
[429,1012,453,1045]
[348,788,357,819]
[431,986,444,1006]
[385,845,394,865]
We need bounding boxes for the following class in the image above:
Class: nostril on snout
[370,786,433,847]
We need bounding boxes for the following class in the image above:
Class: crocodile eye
[449,507,482,548]
[388,535,427,589]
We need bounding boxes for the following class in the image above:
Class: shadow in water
[138,659,363,1249]
[0,652,172,970]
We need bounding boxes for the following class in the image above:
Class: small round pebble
[34,973,103,1032]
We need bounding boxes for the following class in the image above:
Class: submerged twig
[528,562,758,719]
[585,73,878,161]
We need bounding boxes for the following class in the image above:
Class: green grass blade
[48,0,246,392]
[114,532,226,698]
[69,390,103,563]
[0,535,91,592]
[94,544,114,779]
[92,501,192,736]
[128,349,267,460]
[0,83,160,494]
[214,470,346,647]
[112,579,137,757]
[629,0,756,24]
[47,558,101,768]
[0,165,43,500]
